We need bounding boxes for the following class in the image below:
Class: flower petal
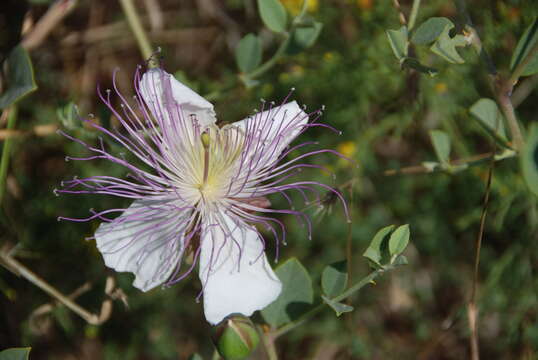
[199,213,282,325]
[231,101,309,162]
[139,68,216,128]
[95,198,189,292]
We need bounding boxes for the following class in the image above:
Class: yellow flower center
[191,125,244,204]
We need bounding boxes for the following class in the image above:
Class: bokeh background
[1,0,537,359]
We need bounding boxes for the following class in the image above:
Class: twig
[22,0,78,50]
[0,124,58,140]
[383,150,515,176]
[0,246,119,325]
[468,152,494,360]
[142,0,164,32]
[392,0,407,26]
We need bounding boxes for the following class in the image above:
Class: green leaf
[411,17,453,45]
[388,224,410,260]
[520,123,538,197]
[261,258,314,327]
[321,296,354,317]
[321,260,348,297]
[401,58,438,77]
[286,21,323,55]
[0,46,38,109]
[510,18,538,77]
[430,24,468,64]
[363,225,394,268]
[469,98,509,146]
[386,26,409,60]
[429,130,451,165]
[235,34,262,73]
[257,0,287,33]
[0,348,31,360]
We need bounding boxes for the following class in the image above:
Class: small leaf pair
[363,225,410,269]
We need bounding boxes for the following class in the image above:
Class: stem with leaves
[242,0,309,83]
[272,266,394,339]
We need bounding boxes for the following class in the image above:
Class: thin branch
[383,150,515,176]
[392,0,407,26]
[22,0,78,50]
[0,246,120,325]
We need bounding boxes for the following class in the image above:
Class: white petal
[139,68,216,128]
[199,213,282,325]
[95,199,188,292]
[231,101,309,161]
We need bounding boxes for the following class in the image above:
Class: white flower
[58,67,347,325]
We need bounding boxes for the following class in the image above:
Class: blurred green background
[1,0,537,359]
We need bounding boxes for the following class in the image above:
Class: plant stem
[245,34,291,80]
[0,107,18,205]
[456,0,524,151]
[383,149,516,176]
[496,89,524,151]
[273,268,388,338]
[408,0,422,30]
[261,332,279,360]
[119,0,154,62]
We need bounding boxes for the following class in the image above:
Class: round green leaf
[0,46,37,109]
[257,0,287,33]
[469,98,509,146]
[321,260,348,297]
[286,21,323,55]
[411,17,453,45]
[386,26,409,60]
[260,258,313,327]
[235,33,262,73]
[429,130,451,165]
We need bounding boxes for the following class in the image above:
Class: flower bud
[211,315,260,360]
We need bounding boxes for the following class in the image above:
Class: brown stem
[22,0,78,50]
[383,150,515,176]
[0,246,117,325]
